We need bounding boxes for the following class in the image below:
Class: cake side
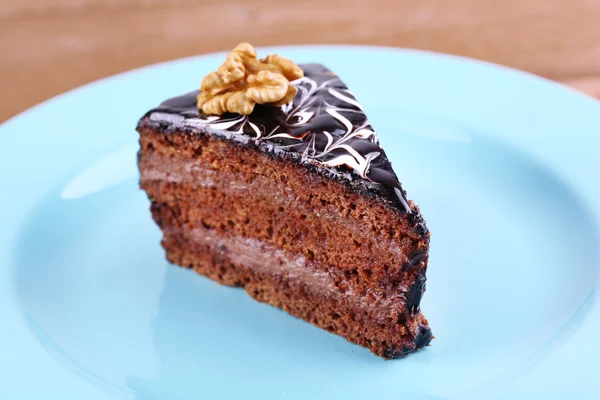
[138,124,429,300]
[137,123,432,358]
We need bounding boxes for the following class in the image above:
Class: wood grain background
[2,0,600,122]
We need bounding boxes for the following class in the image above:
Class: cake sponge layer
[138,124,431,358]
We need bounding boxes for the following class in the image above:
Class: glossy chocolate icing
[140,64,423,218]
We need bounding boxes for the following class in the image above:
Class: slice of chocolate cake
[137,43,432,358]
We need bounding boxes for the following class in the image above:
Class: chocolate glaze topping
[141,64,424,217]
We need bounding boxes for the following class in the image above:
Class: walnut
[197,43,304,115]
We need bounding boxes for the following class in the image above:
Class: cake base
[153,203,432,359]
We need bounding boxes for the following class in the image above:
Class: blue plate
[1,46,600,399]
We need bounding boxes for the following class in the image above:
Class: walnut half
[197,43,304,116]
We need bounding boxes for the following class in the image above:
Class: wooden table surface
[2,0,600,122]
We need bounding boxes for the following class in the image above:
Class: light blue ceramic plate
[1,46,600,399]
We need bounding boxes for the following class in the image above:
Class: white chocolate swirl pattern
[142,64,415,214]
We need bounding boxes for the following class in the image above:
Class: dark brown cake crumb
[137,125,432,358]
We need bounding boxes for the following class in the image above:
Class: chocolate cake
[137,44,432,358]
